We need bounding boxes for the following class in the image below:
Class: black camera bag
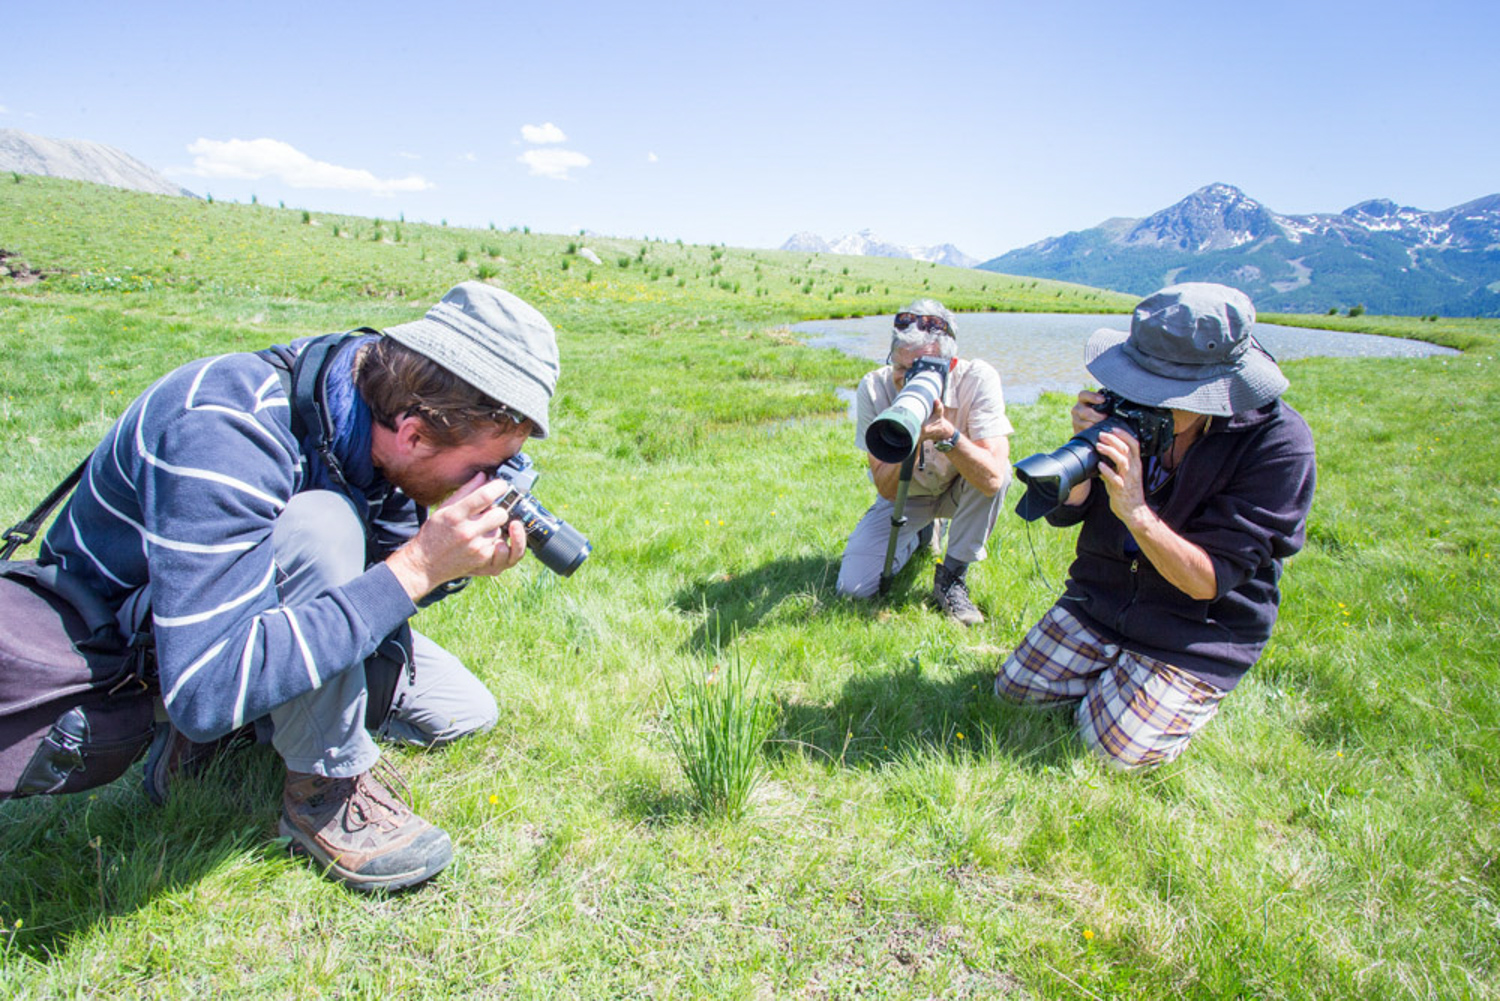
[0,462,157,800]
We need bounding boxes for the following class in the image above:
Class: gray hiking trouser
[835,474,1005,599]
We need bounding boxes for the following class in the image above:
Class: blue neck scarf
[320,334,380,493]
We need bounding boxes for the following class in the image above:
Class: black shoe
[932,565,984,627]
[142,721,253,806]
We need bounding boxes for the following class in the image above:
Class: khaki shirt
[854,357,1014,496]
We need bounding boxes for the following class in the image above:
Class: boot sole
[279,816,453,893]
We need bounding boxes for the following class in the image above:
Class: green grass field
[1,176,1497,999]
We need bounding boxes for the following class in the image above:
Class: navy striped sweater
[40,336,418,742]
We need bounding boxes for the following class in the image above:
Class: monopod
[876,451,919,596]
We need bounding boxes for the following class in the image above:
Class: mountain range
[978,183,1500,317]
[0,128,197,199]
[780,229,979,269]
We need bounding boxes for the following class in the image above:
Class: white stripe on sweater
[232,617,260,729]
[163,637,231,707]
[153,561,277,628]
[65,507,131,589]
[87,474,258,555]
[281,607,320,689]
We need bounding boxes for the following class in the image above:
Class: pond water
[793,313,1460,405]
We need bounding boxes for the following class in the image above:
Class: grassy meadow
[0,176,1497,999]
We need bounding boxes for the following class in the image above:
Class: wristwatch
[934,428,961,453]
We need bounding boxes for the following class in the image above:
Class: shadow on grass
[770,660,1083,774]
[611,783,702,827]
[670,551,937,653]
[0,746,285,961]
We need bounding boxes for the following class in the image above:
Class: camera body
[1011,390,1177,522]
[864,355,950,464]
[492,453,591,576]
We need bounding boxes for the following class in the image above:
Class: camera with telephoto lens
[864,355,950,463]
[491,453,591,576]
[1011,389,1176,522]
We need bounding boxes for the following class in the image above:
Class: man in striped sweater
[40,282,560,892]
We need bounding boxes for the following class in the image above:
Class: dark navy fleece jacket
[1046,399,1317,690]
[39,336,419,742]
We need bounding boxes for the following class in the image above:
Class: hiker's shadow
[771,655,1084,773]
[0,746,287,960]
[671,554,841,653]
[669,551,939,653]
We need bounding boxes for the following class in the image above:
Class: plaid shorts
[995,603,1226,770]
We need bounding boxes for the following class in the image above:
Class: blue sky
[5,0,1496,261]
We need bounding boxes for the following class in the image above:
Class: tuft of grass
[664,636,778,820]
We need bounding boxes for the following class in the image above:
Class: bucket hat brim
[1085,326,1289,417]
[383,283,558,438]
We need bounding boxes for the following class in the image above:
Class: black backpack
[0,461,157,800]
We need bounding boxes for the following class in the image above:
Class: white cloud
[396,151,421,160]
[647,152,659,163]
[463,152,478,162]
[0,103,9,114]
[518,148,591,180]
[521,122,567,144]
[185,138,432,195]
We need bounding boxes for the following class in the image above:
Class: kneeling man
[837,300,1012,624]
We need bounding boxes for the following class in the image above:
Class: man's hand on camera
[386,473,527,603]
[920,400,956,443]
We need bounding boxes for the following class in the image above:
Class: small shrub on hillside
[476,263,499,280]
[301,210,311,224]
[456,248,469,263]
[1348,304,1366,317]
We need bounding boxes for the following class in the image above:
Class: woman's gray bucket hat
[1084,282,1288,417]
[383,282,559,438]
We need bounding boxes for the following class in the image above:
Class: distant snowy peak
[978,182,1500,316]
[0,128,196,199]
[1122,183,1279,252]
[779,228,978,268]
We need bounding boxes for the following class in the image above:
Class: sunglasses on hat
[894,312,952,337]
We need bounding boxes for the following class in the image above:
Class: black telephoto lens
[1012,417,1130,522]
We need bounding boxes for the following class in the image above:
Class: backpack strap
[1,457,89,562]
[258,330,377,513]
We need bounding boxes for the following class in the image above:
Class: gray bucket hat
[1084,282,1288,417]
[383,282,560,438]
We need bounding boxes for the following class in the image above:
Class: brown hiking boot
[279,761,452,893]
[933,565,984,627]
[142,721,254,806]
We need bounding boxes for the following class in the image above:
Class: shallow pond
[793,313,1460,405]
